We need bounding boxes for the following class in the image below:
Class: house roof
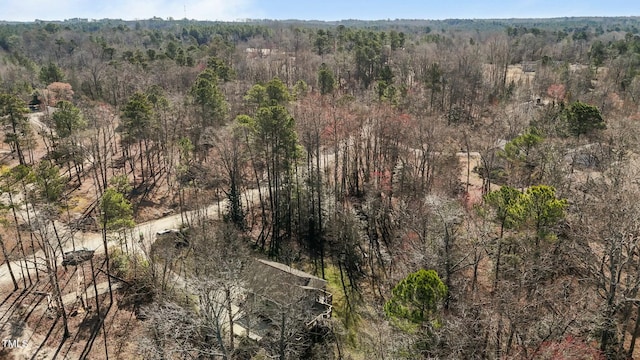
[255,259,326,289]
[243,258,327,306]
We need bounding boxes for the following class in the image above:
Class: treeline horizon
[2,9,640,359]
[3,15,640,33]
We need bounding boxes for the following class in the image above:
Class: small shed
[28,94,42,112]
[522,61,537,73]
[62,249,95,266]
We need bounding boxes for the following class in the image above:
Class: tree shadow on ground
[29,314,59,360]
[50,330,69,359]
[76,311,100,341]
[77,301,113,359]
[0,286,19,308]
[0,287,30,325]
[111,308,136,358]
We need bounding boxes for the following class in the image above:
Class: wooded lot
[1,16,640,359]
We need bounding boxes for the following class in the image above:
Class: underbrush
[324,265,363,355]
[110,247,155,314]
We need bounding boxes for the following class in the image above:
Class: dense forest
[1,15,640,359]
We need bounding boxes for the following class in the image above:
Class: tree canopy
[100,187,135,231]
[39,62,64,84]
[484,186,527,234]
[565,100,606,137]
[34,161,64,203]
[501,127,544,163]
[318,63,336,95]
[122,92,153,143]
[524,185,568,239]
[384,269,447,324]
[190,69,228,128]
[0,93,30,165]
[53,100,85,139]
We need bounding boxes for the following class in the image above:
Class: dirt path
[457,151,500,206]
[0,145,491,353]
[0,187,263,291]
[0,187,259,359]
[27,111,49,133]
[1,143,491,291]
[1,146,489,283]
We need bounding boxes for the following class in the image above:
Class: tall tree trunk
[8,191,30,286]
[493,224,504,294]
[316,133,325,279]
[11,118,25,165]
[279,309,287,360]
[0,235,19,291]
[226,287,234,352]
[43,236,70,338]
[245,130,267,248]
[52,219,64,258]
[73,142,82,186]
[21,184,40,280]
[102,219,114,305]
[628,304,640,358]
[443,222,452,309]
[139,139,145,183]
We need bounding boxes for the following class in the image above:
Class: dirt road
[0,187,264,291]
[0,138,492,290]
[457,151,500,206]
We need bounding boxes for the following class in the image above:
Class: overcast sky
[2,0,640,22]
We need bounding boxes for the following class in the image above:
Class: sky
[1,0,640,22]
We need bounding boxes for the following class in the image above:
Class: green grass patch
[324,264,362,348]
[110,246,149,280]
